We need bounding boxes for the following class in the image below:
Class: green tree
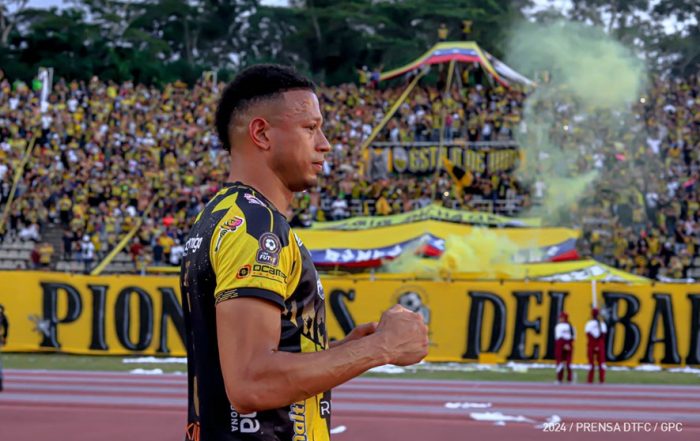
[1,0,29,47]
[10,8,107,81]
[252,0,531,84]
[651,0,700,75]
[10,0,694,85]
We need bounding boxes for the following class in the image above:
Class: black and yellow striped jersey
[181,182,330,441]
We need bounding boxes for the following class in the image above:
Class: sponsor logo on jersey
[289,401,307,441]
[252,264,287,282]
[230,406,260,434]
[244,193,266,207]
[185,422,200,441]
[236,264,251,279]
[256,232,281,266]
[184,236,203,255]
[215,217,244,252]
[319,398,331,417]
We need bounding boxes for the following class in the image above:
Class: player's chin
[289,175,318,192]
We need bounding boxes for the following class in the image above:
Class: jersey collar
[223,181,281,213]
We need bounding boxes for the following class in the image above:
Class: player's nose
[316,130,331,153]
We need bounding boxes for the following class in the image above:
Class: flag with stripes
[442,157,473,196]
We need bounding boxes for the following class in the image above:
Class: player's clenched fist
[374,304,429,366]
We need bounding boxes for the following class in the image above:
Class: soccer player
[180,64,429,441]
[554,311,575,383]
[585,307,607,383]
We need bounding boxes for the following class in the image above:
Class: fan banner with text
[0,272,698,367]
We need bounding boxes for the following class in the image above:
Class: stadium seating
[0,73,697,280]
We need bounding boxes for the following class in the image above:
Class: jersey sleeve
[210,208,301,309]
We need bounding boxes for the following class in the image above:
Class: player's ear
[249,117,272,151]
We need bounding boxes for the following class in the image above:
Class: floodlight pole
[431,59,456,201]
[360,69,427,179]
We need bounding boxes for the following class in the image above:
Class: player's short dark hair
[215,64,316,152]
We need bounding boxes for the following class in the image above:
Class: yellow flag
[443,157,473,197]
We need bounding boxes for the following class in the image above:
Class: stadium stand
[0,72,697,280]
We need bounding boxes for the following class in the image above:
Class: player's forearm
[229,333,387,413]
[328,339,342,348]
[328,336,353,349]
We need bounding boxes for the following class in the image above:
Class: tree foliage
[536,0,698,76]
[0,0,695,84]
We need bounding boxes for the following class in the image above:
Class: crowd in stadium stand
[572,75,700,280]
[0,67,697,280]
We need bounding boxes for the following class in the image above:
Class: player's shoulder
[208,183,291,247]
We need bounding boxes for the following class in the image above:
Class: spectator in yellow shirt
[158,233,175,263]
[38,242,54,269]
[375,192,392,216]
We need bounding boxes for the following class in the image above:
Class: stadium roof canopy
[379,41,535,88]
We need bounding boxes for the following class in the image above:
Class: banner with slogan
[1,272,698,367]
[524,260,650,283]
[308,234,579,267]
[372,143,519,176]
[310,204,540,230]
[319,277,700,367]
[300,220,578,267]
[0,272,185,356]
[366,260,650,283]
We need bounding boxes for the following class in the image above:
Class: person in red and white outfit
[585,308,607,383]
[554,312,575,383]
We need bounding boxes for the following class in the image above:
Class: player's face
[268,90,331,192]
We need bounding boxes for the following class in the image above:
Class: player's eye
[306,124,317,131]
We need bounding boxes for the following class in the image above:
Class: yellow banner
[321,277,699,367]
[146,260,648,284]
[310,205,541,230]
[519,260,649,283]
[301,220,571,252]
[1,272,698,367]
[383,144,519,175]
[0,272,184,355]
[410,260,649,283]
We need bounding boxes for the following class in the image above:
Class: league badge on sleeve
[256,232,281,266]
